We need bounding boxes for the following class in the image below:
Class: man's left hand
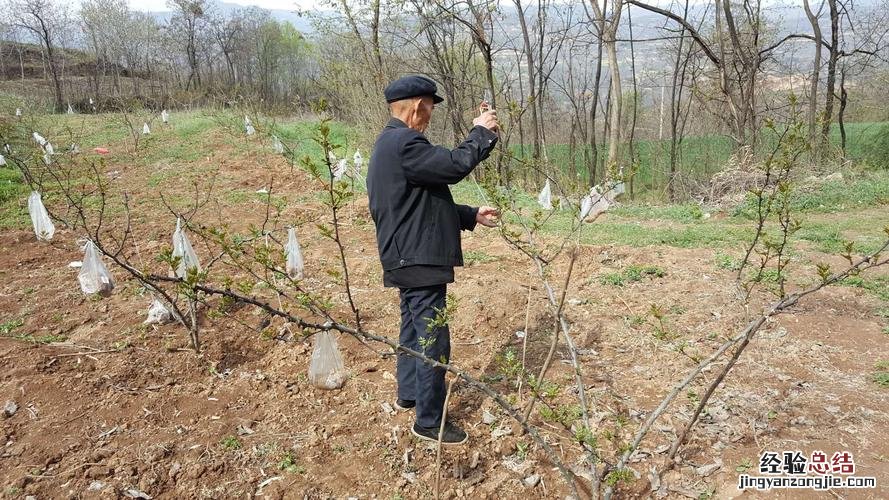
[476,206,499,227]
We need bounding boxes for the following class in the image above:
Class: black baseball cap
[384,75,444,104]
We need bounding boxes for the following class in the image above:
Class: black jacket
[367,118,498,271]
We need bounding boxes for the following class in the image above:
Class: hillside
[0,110,886,498]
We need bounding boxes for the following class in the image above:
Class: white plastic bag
[245,116,255,136]
[172,218,201,278]
[0,154,5,166]
[42,153,52,165]
[78,240,114,296]
[142,123,151,135]
[308,331,347,390]
[284,227,304,279]
[161,109,169,123]
[15,108,21,117]
[353,150,363,174]
[45,142,54,155]
[32,132,46,146]
[67,103,74,114]
[28,191,55,241]
[333,159,348,180]
[580,187,611,221]
[537,179,553,210]
[144,298,173,324]
[272,135,284,154]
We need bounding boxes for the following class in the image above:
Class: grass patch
[714,252,741,271]
[609,203,704,222]
[839,275,889,302]
[464,249,498,266]
[220,436,242,450]
[874,360,889,388]
[734,170,889,218]
[539,404,583,427]
[0,318,24,335]
[0,317,67,345]
[0,158,29,229]
[599,264,666,286]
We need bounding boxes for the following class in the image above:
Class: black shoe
[394,399,415,411]
[411,421,468,445]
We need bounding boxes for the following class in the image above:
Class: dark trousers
[397,284,451,429]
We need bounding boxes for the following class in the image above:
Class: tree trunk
[514,0,541,161]
[627,5,638,199]
[838,63,848,155]
[603,27,622,170]
[820,0,839,151]
[803,0,823,143]
[588,2,605,188]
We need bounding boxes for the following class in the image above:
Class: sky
[125,0,319,13]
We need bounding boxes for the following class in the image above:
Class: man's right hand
[473,110,499,133]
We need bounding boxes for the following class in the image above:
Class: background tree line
[2,0,888,198]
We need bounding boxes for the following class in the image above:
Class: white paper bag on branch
[284,227,304,280]
[538,179,553,210]
[308,331,347,390]
[28,191,55,241]
[79,240,114,296]
[333,159,348,180]
[172,218,201,278]
[145,298,174,324]
[353,150,363,174]
[580,187,612,221]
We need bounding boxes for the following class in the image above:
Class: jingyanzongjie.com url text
[738,475,876,490]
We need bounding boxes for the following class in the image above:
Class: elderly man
[367,75,499,445]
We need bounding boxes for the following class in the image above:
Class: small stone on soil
[3,400,17,417]
[695,459,722,477]
[481,410,496,425]
[123,488,152,499]
[470,451,480,469]
[523,474,540,487]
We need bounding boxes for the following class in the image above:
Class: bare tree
[8,0,68,111]
[586,0,623,173]
[167,0,208,91]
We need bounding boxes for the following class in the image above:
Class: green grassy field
[509,122,889,191]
